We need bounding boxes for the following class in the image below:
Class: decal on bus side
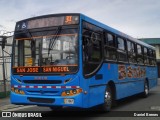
[118,65,146,80]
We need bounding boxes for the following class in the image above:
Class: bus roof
[80,14,155,50]
[16,13,155,50]
[16,13,81,23]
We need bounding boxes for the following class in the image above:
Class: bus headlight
[19,90,25,95]
[61,88,82,96]
[72,89,77,94]
[14,88,19,94]
[11,87,25,95]
[65,90,70,95]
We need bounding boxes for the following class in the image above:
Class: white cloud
[0,0,160,38]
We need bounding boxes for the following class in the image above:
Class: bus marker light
[64,98,74,104]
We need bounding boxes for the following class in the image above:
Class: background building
[139,38,160,77]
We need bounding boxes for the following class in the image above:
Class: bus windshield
[13,27,78,74]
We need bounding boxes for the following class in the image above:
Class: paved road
[1,80,160,120]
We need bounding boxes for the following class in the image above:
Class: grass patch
[0,91,10,98]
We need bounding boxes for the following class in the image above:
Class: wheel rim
[105,91,112,108]
[145,83,149,95]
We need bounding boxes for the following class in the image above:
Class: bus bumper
[10,91,83,108]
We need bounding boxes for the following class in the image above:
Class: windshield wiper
[24,29,36,60]
[48,26,62,56]
[27,30,35,53]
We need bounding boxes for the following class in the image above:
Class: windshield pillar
[18,40,24,66]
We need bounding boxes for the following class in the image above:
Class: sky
[0,0,160,38]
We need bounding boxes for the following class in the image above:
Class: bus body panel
[147,67,158,89]
[10,91,83,107]
[80,14,158,104]
[10,13,158,109]
[88,85,106,107]
[10,73,85,107]
[116,80,144,99]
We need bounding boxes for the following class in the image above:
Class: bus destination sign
[13,65,78,74]
[16,15,79,31]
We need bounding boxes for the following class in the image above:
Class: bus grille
[23,80,62,84]
[27,97,55,103]
[26,90,59,96]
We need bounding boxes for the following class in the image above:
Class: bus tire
[99,86,112,112]
[142,81,149,98]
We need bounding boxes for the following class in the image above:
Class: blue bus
[11,13,158,111]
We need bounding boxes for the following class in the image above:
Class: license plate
[64,99,74,104]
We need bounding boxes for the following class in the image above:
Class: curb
[0,104,24,111]
[2,105,36,111]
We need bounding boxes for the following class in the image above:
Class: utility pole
[0,36,7,97]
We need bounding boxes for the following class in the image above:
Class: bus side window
[82,29,92,61]
[127,41,136,63]
[104,33,117,61]
[153,51,156,66]
[144,47,149,65]
[137,44,144,65]
[117,37,127,62]
[149,50,156,66]
[148,49,154,66]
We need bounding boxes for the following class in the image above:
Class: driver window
[82,28,102,75]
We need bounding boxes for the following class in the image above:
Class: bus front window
[13,28,78,74]
[42,31,78,66]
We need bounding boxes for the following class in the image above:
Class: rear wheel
[142,81,149,98]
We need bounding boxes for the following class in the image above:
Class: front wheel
[99,86,112,112]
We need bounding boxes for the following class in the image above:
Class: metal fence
[0,36,13,97]
[0,81,10,92]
